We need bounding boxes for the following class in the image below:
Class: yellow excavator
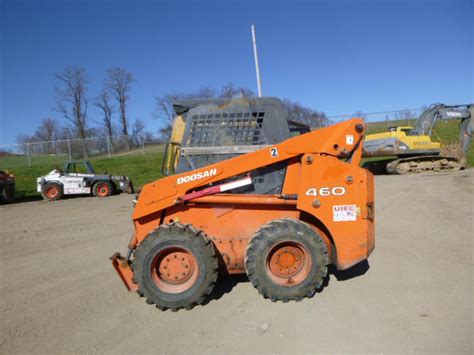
[363,103,472,174]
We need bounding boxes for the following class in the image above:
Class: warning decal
[333,204,357,222]
[346,135,354,145]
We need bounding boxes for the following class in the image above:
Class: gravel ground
[1,170,472,353]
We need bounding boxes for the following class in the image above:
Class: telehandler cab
[111,112,375,311]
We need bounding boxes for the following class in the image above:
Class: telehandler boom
[111,118,375,311]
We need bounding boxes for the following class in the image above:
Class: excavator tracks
[386,155,465,175]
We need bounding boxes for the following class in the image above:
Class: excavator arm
[410,103,471,136]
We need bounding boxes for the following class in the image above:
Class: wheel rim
[46,186,58,198]
[265,241,312,286]
[150,247,199,293]
[97,184,109,197]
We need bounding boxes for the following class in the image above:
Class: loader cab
[161,96,309,195]
[162,96,309,174]
[63,161,95,175]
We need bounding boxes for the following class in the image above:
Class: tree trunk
[120,106,130,150]
[79,128,89,158]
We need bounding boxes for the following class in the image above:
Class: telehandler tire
[245,218,328,302]
[132,223,218,311]
[41,182,63,201]
[93,181,113,197]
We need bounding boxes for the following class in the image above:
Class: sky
[0,0,472,145]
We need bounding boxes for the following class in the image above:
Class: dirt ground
[1,170,472,353]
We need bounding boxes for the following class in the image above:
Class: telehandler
[111,105,375,311]
[37,160,134,200]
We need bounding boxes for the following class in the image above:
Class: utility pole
[251,24,262,97]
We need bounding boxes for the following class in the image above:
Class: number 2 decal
[270,147,279,157]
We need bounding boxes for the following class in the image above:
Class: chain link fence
[0,134,165,169]
[2,107,449,170]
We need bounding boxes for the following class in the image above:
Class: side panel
[296,155,375,270]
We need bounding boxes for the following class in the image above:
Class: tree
[34,117,60,154]
[131,119,145,147]
[55,66,90,158]
[220,82,255,98]
[94,89,114,143]
[105,67,134,148]
[283,99,328,128]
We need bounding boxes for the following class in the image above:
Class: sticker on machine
[346,135,354,145]
[332,204,357,222]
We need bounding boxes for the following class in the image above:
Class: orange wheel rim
[265,241,312,286]
[150,247,199,293]
[97,184,109,197]
[46,186,58,198]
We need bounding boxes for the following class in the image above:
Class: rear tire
[93,181,112,197]
[133,223,218,311]
[41,182,63,201]
[245,218,328,302]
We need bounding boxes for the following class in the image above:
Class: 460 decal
[305,186,346,197]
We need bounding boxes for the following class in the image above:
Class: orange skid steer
[111,118,375,311]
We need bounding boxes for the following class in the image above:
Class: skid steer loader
[111,97,375,311]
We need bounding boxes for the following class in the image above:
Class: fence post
[67,139,72,161]
[106,136,112,159]
[26,143,31,167]
[142,135,146,155]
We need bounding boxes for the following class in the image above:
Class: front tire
[93,181,112,197]
[133,223,218,311]
[245,218,328,302]
[41,182,63,201]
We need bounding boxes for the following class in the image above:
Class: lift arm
[133,119,366,221]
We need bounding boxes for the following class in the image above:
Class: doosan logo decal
[177,169,217,184]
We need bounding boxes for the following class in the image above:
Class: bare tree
[131,119,146,147]
[220,82,255,98]
[34,117,60,154]
[105,67,134,148]
[55,66,90,158]
[283,99,328,128]
[94,89,114,143]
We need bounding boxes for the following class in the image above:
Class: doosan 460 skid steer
[111,100,375,311]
